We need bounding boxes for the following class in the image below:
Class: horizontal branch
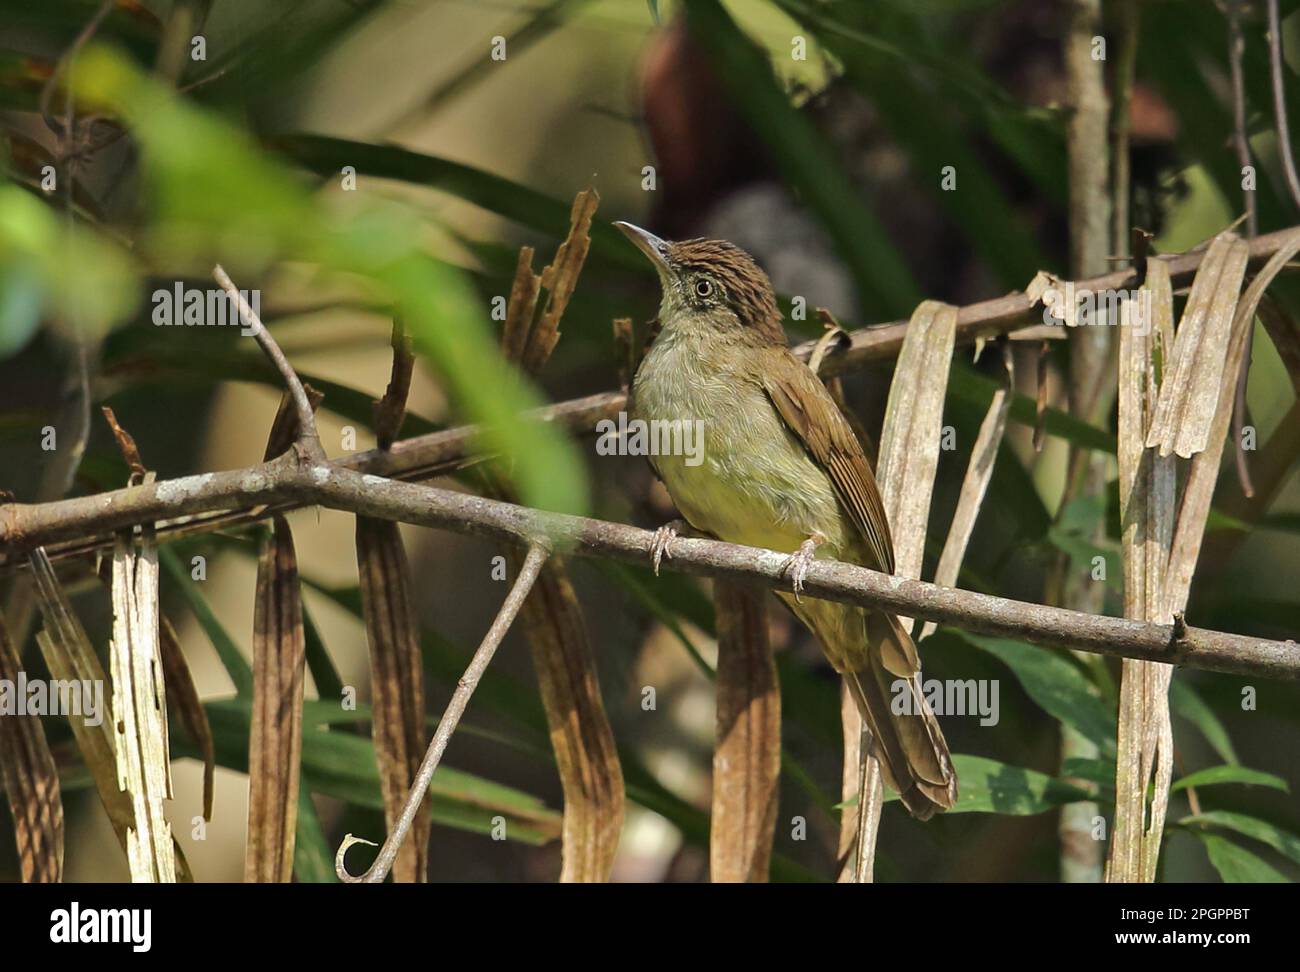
[304,467,1298,680]
[6,453,1292,679]
[7,224,1298,569]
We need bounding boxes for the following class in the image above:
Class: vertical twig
[1267,0,1300,209]
[1230,1,1259,497]
[1059,0,1111,884]
[1110,0,1140,262]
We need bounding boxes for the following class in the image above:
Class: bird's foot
[783,533,827,603]
[650,519,691,576]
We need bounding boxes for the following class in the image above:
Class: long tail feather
[845,612,957,820]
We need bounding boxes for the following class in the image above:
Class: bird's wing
[760,347,896,576]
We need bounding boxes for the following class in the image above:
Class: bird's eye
[694,277,714,298]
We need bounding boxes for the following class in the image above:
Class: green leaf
[1195,832,1289,883]
[294,791,339,884]
[1172,766,1290,794]
[953,755,1092,814]
[270,134,640,272]
[1181,811,1300,866]
[201,698,562,846]
[196,1,388,102]
[0,254,43,357]
[948,359,1117,454]
[1062,756,1115,791]
[947,630,1116,753]
[0,185,138,340]
[891,754,1092,815]
[1046,495,1122,594]
[599,562,713,677]
[160,547,253,697]
[101,329,441,438]
[1170,678,1238,765]
[302,604,344,703]
[598,562,716,637]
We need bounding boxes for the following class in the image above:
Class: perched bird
[617,221,957,819]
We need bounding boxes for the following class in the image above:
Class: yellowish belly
[633,338,855,560]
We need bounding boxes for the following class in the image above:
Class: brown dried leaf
[876,300,958,593]
[502,246,541,366]
[109,528,176,882]
[487,189,623,881]
[814,310,877,462]
[512,554,624,881]
[1033,340,1050,453]
[373,323,415,449]
[159,615,214,822]
[264,385,325,461]
[839,299,957,880]
[0,616,63,882]
[1166,229,1300,608]
[1107,273,1176,885]
[710,581,779,883]
[100,406,145,483]
[30,550,193,877]
[245,516,306,883]
[920,343,1014,641]
[522,188,599,374]
[1145,234,1251,457]
[30,548,137,851]
[612,317,635,391]
[356,516,429,883]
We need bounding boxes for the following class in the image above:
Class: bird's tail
[844,611,957,820]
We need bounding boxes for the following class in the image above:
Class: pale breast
[632,330,856,559]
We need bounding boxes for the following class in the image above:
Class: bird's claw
[651,520,687,576]
[783,536,824,603]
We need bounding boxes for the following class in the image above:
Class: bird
[616,220,957,820]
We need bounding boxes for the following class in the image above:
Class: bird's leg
[783,532,828,602]
[650,518,692,575]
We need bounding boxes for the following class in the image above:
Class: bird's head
[614,221,786,345]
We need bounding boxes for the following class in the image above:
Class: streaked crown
[615,222,786,345]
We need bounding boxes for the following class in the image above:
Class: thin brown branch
[212,264,323,459]
[1230,2,1259,497]
[1268,0,1300,210]
[336,541,550,884]
[4,449,1296,678]
[1061,0,1110,885]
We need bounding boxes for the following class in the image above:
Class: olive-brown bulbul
[616,221,957,819]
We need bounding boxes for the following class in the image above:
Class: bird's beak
[614,221,670,272]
